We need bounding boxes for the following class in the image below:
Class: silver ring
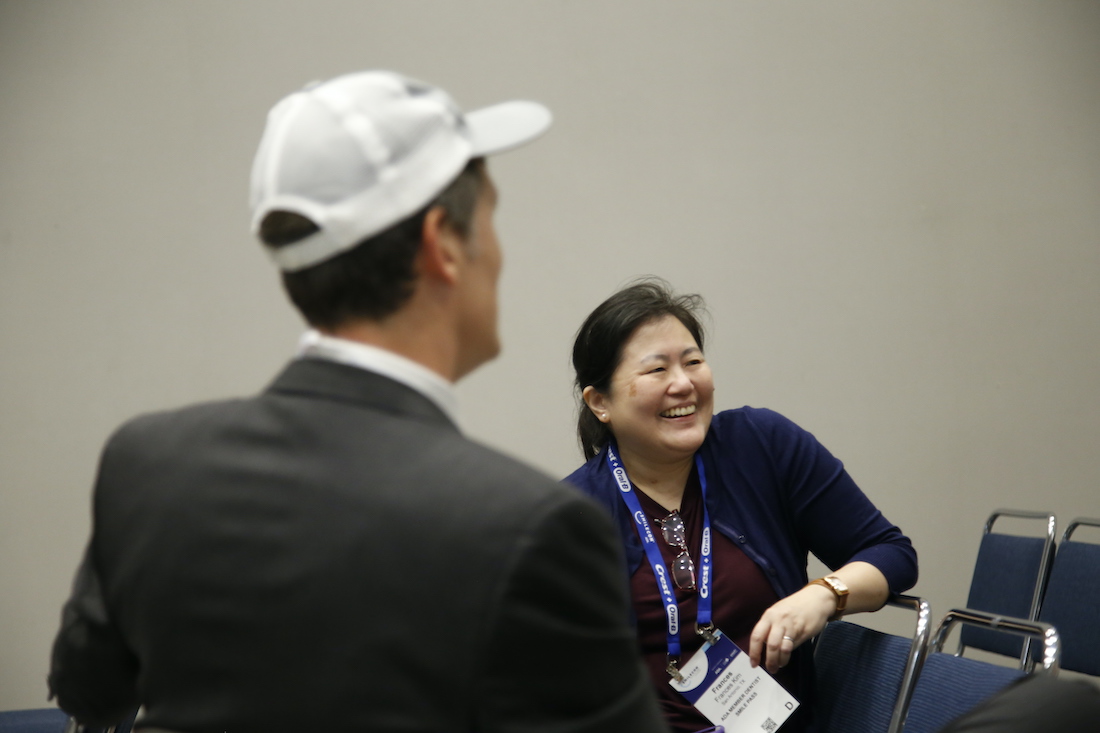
[782,635,794,642]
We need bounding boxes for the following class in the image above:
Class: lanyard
[605,445,714,667]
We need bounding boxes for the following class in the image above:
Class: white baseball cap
[250,70,552,272]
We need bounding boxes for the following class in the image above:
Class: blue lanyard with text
[605,445,714,671]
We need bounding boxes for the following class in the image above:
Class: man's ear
[419,206,462,285]
[582,385,611,424]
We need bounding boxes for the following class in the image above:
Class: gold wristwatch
[808,575,849,619]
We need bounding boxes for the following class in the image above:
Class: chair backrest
[900,608,1059,733]
[959,509,1056,665]
[814,595,932,733]
[0,708,69,733]
[1036,517,1100,676]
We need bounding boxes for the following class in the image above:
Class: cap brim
[466,100,553,157]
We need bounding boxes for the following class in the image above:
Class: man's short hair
[260,159,484,328]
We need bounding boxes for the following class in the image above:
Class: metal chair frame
[1031,516,1100,675]
[896,607,1060,733]
[937,607,1060,672]
[957,509,1056,668]
[886,595,934,733]
[1061,516,1100,545]
[813,594,932,733]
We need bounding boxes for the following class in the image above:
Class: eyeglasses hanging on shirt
[660,510,697,591]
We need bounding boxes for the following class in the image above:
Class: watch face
[825,576,848,594]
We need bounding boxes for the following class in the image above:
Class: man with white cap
[49,71,668,733]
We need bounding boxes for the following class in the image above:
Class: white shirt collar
[295,329,461,427]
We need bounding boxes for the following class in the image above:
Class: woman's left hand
[748,583,837,673]
[749,561,891,673]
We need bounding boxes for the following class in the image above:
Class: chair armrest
[933,607,1060,673]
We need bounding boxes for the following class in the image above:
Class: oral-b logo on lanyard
[608,447,632,493]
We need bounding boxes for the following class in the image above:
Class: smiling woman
[564,278,918,733]
[582,315,716,505]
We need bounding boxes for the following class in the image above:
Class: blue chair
[958,509,1056,667]
[1035,517,1100,676]
[0,708,68,733]
[813,595,932,733]
[901,608,1060,733]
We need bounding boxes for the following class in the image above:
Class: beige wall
[2,0,1098,710]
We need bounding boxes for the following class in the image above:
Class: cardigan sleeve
[745,408,918,594]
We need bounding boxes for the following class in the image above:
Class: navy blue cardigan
[564,407,918,725]
[565,406,917,599]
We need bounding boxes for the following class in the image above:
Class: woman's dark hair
[572,278,707,459]
[260,158,485,329]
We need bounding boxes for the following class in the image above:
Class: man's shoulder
[102,389,594,528]
[108,396,250,443]
[423,431,579,505]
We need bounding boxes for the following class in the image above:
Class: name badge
[670,629,799,732]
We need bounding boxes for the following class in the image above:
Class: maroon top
[630,469,804,733]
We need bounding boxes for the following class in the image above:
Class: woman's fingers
[750,613,796,671]
[748,588,834,672]
[764,621,798,673]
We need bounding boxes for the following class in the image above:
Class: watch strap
[808,576,849,619]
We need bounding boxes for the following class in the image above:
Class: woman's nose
[668,368,693,393]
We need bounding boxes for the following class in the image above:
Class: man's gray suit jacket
[50,358,667,733]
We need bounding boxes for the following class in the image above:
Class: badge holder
[670,629,798,732]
